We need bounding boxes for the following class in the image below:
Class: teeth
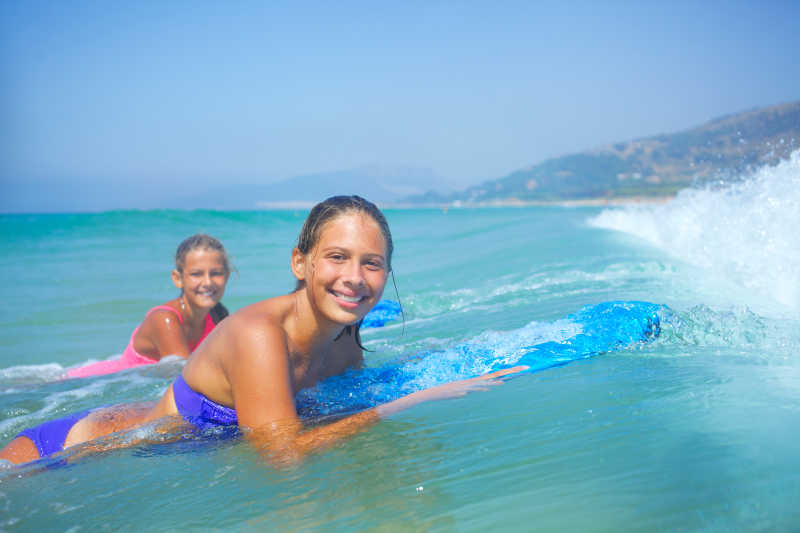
[335,292,362,303]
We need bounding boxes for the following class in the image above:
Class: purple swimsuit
[17,408,94,459]
[172,373,238,429]
[15,374,236,460]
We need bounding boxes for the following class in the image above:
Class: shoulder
[220,297,292,363]
[144,303,182,324]
[184,298,293,391]
[226,297,287,335]
[140,304,183,334]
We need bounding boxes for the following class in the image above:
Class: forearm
[247,365,527,465]
[247,399,407,464]
[291,365,528,452]
[295,409,381,452]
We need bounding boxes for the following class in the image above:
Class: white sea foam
[589,150,800,313]
[0,359,176,441]
[400,261,675,322]
[0,363,65,384]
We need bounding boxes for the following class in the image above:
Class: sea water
[1,152,799,531]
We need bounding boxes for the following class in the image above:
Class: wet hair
[294,195,396,348]
[295,195,393,274]
[209,302,229,324]
[175,234,232,275]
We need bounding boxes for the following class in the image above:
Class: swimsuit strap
[146,305,184,325]
[203,313,215,335]
[188,314,216,352]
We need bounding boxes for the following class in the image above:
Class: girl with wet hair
[65,234,232,379]
[1,196,523,466]
[294,194,394,349]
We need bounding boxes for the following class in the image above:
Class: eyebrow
[320,246,386,260]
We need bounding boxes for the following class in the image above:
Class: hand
[376,365,528,417]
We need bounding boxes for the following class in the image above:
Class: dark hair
[175,234,232,275]
[296,195,393,272]
[209,302,229,324]
[295,195,394,348]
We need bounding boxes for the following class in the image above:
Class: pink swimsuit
[66,305,215,379]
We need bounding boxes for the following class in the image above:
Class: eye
[364,259,385,271]
[328,253,346,262]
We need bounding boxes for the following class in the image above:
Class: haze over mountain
[4,101,796,213]
[179,165,454,210]
[194,100,799,210]
[404,101,800,205]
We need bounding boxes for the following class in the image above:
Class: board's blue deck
[296,301,664,418]
[361,300,402,328]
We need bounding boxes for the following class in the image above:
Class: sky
[2,0,799,211]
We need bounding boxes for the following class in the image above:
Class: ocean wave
[397,260,676,323]
[0,363,66,386]
[654,304,800,353]
[589,149,800,312]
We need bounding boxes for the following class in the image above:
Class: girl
[65,234,231,379]
[1,196,523,465]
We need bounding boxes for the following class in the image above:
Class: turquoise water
[2,153,800,531]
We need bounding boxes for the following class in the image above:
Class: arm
[281,365,527,462]
[140,309,191,360]
[227,322,525,464]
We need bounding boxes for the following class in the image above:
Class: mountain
[184,166,453,209]
[404,101,800,205]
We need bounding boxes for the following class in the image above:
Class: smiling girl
[65,234,231,379]
[1,196,523,465]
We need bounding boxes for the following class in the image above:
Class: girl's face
[295,212,389,326]
[172,249,229,311]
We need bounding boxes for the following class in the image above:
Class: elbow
[243,422,309,468]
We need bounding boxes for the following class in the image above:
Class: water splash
[0,364,66,387]
[589,150,800,312]
[655,304,800,353]
[296,301,663,418]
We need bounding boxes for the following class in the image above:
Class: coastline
[379,195,676,210]
[255,195,676,211]
[2,195,677,215]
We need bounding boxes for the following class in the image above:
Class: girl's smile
[174,249,229,311]
[300,212,388,325]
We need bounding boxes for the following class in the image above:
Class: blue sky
[2,0,799,211]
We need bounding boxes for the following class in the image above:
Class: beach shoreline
[255,195,676,211]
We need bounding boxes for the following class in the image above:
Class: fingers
[411,364,530,405]
[460,382,493,392]
[494,365,529,376]
[473,365,529,381]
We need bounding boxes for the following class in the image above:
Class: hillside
[405,101,800,205]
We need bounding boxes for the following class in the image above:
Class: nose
[342,260,366,287]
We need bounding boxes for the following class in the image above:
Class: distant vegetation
[404,101,799,205]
